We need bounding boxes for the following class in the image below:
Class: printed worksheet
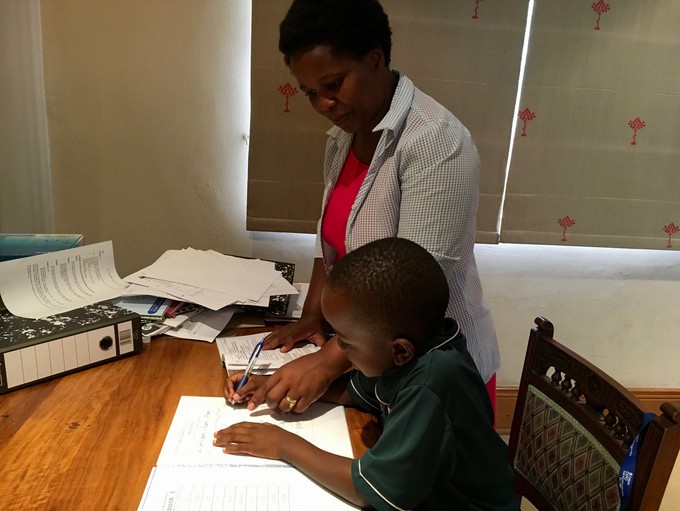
[0,240,127,319]
[216,332,320,374]
[156,396,353,468]
[137,466,359,511]
[139,397,358,510]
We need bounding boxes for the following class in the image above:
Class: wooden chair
[507,317,680,511]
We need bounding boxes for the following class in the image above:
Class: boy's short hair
[279,0,392,66]
[326,237,449,343]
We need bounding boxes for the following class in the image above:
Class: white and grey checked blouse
[314,72,500,383]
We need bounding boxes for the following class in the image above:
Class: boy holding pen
[214,238,518,511]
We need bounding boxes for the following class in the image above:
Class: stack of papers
[217,331,320,374]
[120,248,300,343]
[0,242,299,346]
[123,248,298,311]
[137,302,236,343]
[137,396,358,510]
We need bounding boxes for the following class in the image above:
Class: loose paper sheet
[216,332,320,374]
[156,396,352,468]
[0,241,127,319]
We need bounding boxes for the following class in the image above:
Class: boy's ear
[367,47,384,68]
[391,338,415,367]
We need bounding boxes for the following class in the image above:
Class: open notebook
[137,396,359,510]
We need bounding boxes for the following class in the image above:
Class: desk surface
[0,332,380,511]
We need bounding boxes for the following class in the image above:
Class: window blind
[247,0,528,241]
[501,1,680,250]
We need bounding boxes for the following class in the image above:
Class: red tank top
[321,148,370,261]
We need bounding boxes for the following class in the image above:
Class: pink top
[321,148,369,261]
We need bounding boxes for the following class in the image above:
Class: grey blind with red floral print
[501,1,680,249]
[247,0,527,242]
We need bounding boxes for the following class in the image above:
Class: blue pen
[234,338,265,394]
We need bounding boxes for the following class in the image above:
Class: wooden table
[0,334,380,511]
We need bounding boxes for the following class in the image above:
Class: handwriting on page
[170,407,315,465]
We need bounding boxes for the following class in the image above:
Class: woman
[234,0,500,415]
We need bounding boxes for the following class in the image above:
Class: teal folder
[0,233,84,262]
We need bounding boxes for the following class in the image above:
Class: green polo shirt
[347,319,518,511]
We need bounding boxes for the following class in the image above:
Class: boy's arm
[280,433,370,508]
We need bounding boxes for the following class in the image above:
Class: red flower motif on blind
[472,0,484,20]
[664,223,679,248]
[518,108,536,137]
[592,0,610,30]
[278,82,298,113]
[558,216,576,242]
[628,117,646,145]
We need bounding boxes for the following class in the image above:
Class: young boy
[214,238,518,510]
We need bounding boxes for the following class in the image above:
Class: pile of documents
[124,248,297,311]
[121,248,298,342]
[0,241,299,343]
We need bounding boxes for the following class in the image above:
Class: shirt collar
[326,70,414,145]
[374,318,464,407]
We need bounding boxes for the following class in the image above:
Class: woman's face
[289,45,390,135]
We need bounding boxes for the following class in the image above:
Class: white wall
[4,1,679,388]
[477,244,680,387]
[37,0,316,284]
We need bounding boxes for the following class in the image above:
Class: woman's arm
[397,120,480,268]
[243,338,352,413]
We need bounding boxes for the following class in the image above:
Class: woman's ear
[391,338,415,366]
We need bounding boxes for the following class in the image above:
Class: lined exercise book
[137,396,359,511]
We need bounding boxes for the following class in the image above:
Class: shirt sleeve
[397,117,480,275]
[351,385,456,510]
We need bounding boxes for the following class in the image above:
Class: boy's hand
[213,422,293,460]
[224,373,268,405]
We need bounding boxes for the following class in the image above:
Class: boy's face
[320,287,397,377]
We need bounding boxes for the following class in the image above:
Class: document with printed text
[0,240,127,319]
[216,332,320,375]
[138,396,358,510]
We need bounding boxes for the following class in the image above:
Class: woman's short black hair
[279,0,392,66]
[326,237,449,343]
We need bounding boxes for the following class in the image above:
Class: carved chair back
[507,317,680,511]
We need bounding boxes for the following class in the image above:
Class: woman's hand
[213,422,293,460]
[263,258,329,353]
[245,339,351,413]
[224,372,268,405]
[262,314,328,352]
